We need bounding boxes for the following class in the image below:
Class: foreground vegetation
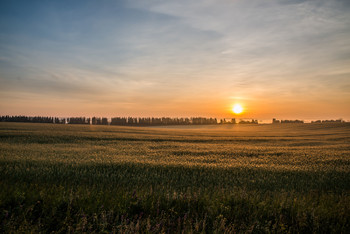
[1,123,349,233]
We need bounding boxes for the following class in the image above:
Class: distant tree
[272,118,280,124]
[102,118,108,125]
[281,119,304,124]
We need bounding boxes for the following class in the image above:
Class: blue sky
[1,0,349,119]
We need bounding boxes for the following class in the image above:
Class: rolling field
[0,122,349,233]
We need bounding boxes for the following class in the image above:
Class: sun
[232,104,243,114]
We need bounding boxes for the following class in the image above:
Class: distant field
[1,122,349,232]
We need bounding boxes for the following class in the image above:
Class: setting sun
[232,104,243,114]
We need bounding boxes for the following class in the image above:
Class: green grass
[0,122,349,233]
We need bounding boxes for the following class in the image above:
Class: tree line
[0,116,256,125]
[0,115,220,126]
[1,116,345,125]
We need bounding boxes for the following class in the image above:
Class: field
[0,122,349,233]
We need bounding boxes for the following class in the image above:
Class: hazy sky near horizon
[1,0,350,119]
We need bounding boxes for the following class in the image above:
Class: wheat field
[1,122,349,233]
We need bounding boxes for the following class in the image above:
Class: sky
[1,0,350,120]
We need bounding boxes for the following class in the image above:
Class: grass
[0,122,349,233]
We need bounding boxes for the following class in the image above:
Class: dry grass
[1,122,349,232]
